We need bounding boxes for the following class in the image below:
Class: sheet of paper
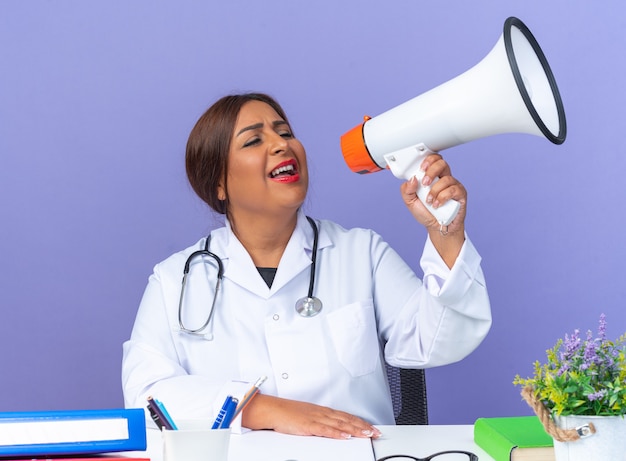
[229,430,375,461]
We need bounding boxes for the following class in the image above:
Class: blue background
[1,1,624,424]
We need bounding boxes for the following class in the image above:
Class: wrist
[241,394,279,431]
[427,227,465,269]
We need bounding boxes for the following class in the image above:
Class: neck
[229,212,298,267]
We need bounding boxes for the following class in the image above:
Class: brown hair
[185,93,292,215]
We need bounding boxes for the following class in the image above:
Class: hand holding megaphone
[340,17,566,226]
[385,143,461,226]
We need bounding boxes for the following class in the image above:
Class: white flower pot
[553,414,626,461]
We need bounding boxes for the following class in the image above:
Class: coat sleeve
[379,233,491,368]
[121,266,250,428]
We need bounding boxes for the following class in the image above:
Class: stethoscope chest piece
[295,296,323,317]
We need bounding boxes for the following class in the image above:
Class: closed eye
[242,137,261,148]
[274,120,294,139]
[242,131,293,148]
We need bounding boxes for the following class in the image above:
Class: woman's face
[219,100,309,220]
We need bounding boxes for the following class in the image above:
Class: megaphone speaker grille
[504,17,567,144]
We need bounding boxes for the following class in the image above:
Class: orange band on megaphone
[340,116,382,175]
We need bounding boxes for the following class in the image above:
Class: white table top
[373,425,494,460]
[118,425,495,461]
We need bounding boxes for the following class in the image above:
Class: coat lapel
[214,211,331,299]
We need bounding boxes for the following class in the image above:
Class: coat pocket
[325,300,380,377]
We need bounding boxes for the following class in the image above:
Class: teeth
[270,164,295,177]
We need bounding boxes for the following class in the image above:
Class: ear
[217,182,226,201]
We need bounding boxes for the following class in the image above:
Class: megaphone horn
[340,16,566,226]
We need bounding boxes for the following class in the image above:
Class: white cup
[162,419,231,461]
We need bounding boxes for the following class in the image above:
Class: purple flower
[583,335,598,366]
[598,313,607,341]
[587,389,607,401]
[562,329,581,361]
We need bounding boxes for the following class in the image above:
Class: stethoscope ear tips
[295,296,323,317]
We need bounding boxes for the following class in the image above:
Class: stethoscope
[178,216,323,339]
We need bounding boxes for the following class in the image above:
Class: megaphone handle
[383,144,461,226]
[414,172,461,227]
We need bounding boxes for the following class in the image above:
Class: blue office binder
[0,408,147,457]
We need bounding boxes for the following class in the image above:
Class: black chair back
[386,363,428,425]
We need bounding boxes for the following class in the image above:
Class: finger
[427,177,466,208]
[421,156,451,186]
[304,407,380,438]
[401,177,420,203]
[429,183,467,208]
[331,414,382,438]
[419,153,443,175]
[426,175,456,201]
[307,417,381,440]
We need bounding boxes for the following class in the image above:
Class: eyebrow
[236,120,289,137]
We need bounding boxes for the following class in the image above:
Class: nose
[269,132,288,155]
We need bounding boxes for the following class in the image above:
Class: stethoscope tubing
[177,239,224,335]
[304,216,319,300]
[177,216,321,338]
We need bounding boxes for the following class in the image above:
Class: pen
[154,398,178,430]
[232,376,267,421]
[219,396,239,429]
[147,404,165,431]
[212,395,236,429]
[147,396,176,431]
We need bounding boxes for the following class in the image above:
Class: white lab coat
[122,210,491,426]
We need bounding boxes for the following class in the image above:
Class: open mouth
[269,160,298,179]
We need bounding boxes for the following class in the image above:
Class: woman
[122,93,491,440]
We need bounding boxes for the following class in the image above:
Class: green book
[474,416,555,461]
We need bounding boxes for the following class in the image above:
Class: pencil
[232,376,267,420]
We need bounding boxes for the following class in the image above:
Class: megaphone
[340,17,566,226]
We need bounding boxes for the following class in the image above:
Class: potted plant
[513,314,626,461]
